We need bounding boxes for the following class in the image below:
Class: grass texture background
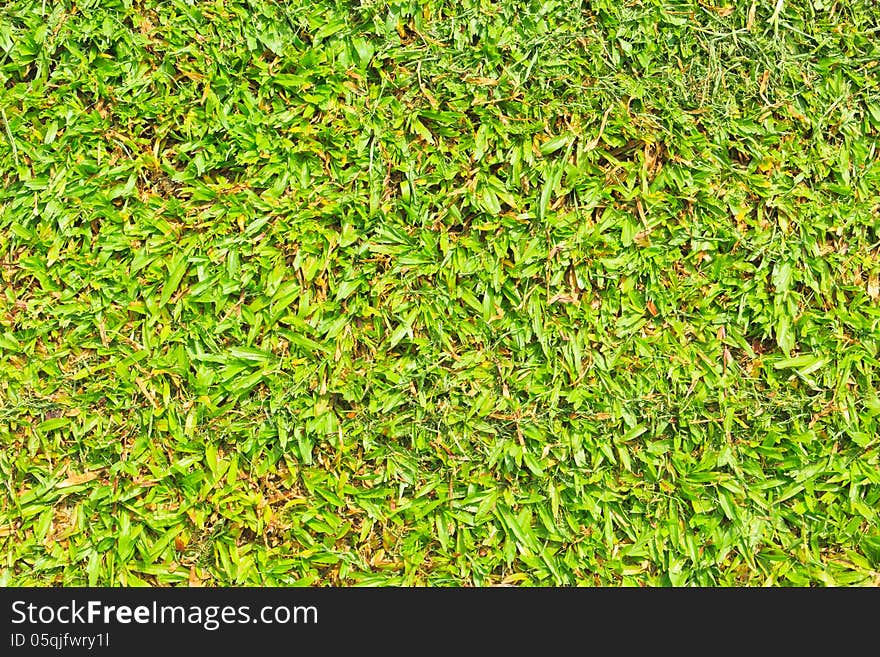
[1,0,879,585]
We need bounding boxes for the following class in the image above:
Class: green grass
[1,0,879,586]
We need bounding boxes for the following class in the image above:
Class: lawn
[1,0,879,586]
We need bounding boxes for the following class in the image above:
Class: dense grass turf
[1,0,879,586]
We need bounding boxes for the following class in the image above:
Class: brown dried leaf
[867,274,879,301]
[723,347,733,369]
[57,471,101,488]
